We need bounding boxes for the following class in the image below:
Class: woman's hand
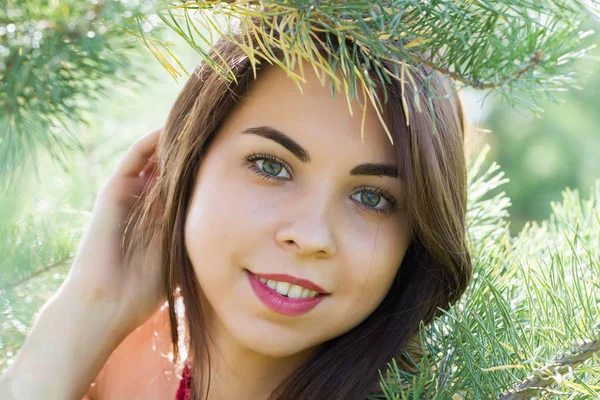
[61,127,166,337]
[0,128,167,400]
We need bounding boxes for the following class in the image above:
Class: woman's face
[184,62,411,359]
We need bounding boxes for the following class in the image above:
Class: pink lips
[251,272,328,294]
[246,270,327,316]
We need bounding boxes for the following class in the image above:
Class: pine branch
[499,338,600,399]
[0,208,88,289]
[0,0,161,191]
[370,150,600,399]
[3,0,599,195]
[149,0,600,124]
[2,254,74,291]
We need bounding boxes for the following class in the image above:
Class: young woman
[0,27,472,400]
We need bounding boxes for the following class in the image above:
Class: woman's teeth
[258,278,320,299]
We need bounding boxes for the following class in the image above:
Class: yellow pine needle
[277,12,295,43]
[347,31,369,44]
[161,45,188,78]
[405,36,433,48]
[480,364,527,372]
[251,29,291,79]
[296,50,306,82]
[378,31,407,40]
[255,20,306,89]
[309,26,331,33]
[201,12,249,83]
[310,62,325,87]
[338,35,348,74]
[360,82,368,144]
[560,378,600,392]
[400,60,409,126]
[243,24,259,79]
[308,27,337,60]
[261,17,290,50]
[336,24,358,31]
[497,341,524,358]
[306,33,339,88]
[299,22,310,58]
[149,43,180,79]
[340,44,354,117]
[354,65,393,145]
[317,57,339,88]
[316,56,338,87]
[301,43,318,79]
[403,65,421,113]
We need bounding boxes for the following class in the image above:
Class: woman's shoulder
[90,304,184,400]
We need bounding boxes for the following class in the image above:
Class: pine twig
[1,253,74,291]
[408,50,544,91]
[499,337,600,400]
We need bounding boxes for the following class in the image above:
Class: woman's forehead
[217,62,397,164]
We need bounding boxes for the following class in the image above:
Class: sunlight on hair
[174,286,189,365]
[149,287,190,379]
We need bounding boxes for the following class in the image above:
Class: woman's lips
[250,271,329,294]
[246,270,327,316]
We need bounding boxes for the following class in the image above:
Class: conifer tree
[1,1,599,398]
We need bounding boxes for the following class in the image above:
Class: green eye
[261,159,283,176]
[244,153,292,180]
[350,186,398,216]
[360,191,381,207]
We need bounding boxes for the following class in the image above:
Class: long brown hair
[126,23,472,400]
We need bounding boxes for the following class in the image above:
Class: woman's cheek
[236,178,291,227]
[346,222,405,294]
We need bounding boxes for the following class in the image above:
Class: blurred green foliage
[482,20,600,235]
[0,0,163,186]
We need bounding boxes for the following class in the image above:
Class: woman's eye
[258,159,290,178]
[351,188,398,216]
[244,154,292,180]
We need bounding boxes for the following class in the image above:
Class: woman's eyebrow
[241,126,398,178]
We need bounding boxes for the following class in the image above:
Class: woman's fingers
[139,151,159,178]
[115,128,162,177]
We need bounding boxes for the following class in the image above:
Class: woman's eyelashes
[241,151,400,216]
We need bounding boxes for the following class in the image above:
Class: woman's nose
[274,190,337,258]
